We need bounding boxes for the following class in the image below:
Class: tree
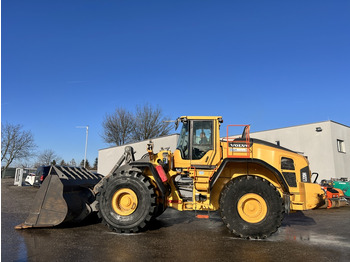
[80,159,90,169]
[93,157,98,170]
[59,159,66,166]
[1,123,36,172]
[132,104,172,141]
[101,104,172,146]
[102,108,134,146]
[17,162,32,168]
[69,159,77,166]
[37,149,61,166]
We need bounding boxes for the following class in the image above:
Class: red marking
[196,215,209,219]
[156,165,168,182]
[168,200,182,203]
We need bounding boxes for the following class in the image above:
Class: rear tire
[96,169,157,233]
[219,176,284,239]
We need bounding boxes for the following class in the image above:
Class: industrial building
[250,120,349,181]
[98,120,349,181]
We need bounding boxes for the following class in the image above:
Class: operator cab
[174,116,222,169]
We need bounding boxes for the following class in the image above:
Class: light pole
[76,126,89,168]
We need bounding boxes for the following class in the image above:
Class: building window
[337,139,346,153]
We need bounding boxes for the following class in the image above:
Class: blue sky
[2,0,350,165]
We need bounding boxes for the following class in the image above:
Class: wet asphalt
[2,178,350,262]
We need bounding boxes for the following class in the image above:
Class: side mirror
[175,118,180,131]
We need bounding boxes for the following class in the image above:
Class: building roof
[251,120,349,134]
[99,133,179,151]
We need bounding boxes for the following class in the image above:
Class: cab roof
[179,116,223,121]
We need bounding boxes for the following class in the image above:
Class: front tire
[220,176,284,239]
[96,170,157,233]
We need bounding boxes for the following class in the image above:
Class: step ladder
[191,167,211,219]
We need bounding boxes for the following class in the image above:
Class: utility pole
[76,126,89,168]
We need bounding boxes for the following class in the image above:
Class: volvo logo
[229,143,248,148]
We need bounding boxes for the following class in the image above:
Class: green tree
[93,157,98,170]
[80,159,90,169]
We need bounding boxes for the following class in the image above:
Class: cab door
[174,119,219,169]
[189,120,215,167]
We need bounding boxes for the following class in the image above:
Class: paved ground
[2,178,350,262]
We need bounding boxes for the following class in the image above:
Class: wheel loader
[16,116,325,239]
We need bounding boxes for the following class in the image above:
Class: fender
[130,161,168,197]
[209,158,290,193]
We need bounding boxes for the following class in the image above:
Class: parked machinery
[16,116,325,239]
[332,178,350,200]
[320,179,349,208]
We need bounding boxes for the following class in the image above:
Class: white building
[98,120,349,182]
[250,120,350,181]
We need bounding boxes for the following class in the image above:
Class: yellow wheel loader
[16,116,325,239]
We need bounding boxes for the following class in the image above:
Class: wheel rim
[112,188,138,216]
[237,193,267,223]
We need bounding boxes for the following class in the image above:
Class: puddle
[268,227,350,249]
[16,236,28,261]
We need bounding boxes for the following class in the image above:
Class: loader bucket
[15,166,103,229]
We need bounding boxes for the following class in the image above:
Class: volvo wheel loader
[16,116,325,239]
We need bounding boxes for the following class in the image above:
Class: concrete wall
[98,134,179,176]
[250,121,350,181]
[330,122,350,180]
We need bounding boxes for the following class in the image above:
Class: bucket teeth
[50,166,103,183]
[14,223,33,230]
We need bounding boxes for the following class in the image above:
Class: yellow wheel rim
[237,193,267,223]
[112,188,138,216]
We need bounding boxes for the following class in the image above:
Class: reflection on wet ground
[2,179,350,262]
[268,212,350,250]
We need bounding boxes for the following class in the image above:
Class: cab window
[281,157,295,170]
[192,121,213,160]
[176,121,189,159]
